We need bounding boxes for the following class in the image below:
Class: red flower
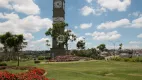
[0,68,51,80]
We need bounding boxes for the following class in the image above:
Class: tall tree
[76,40,85,50]
[97,44,106,52]
[0,32,27,66]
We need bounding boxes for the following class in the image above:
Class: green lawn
[2,60,142,80]
[2,69,27,74]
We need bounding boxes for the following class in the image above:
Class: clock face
[53,17,64,22]
[54,0,62,8]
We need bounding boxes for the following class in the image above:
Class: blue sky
[0,0,142,50]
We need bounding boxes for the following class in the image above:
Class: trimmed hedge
[34,60,40,64]
[38,56,45,60]
[0,63,7,66]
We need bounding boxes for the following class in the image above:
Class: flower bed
[55,55,82,62]
[0,68,50,80]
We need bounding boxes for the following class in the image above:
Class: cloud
[80,6,106,16]
[80,6,95,16]
[76,36,85,42]
[0,0,12,9]
[86,0,93,3]
[97,0,131,11]
[80,23,92,29]
[129,41,142,44]
[23,33,34,40]
[85,33,92,36]
[74,26,78,29]
[0,0,40,15]
[97,19,130,30]
[24,38,52,50]
[131,17,142,28]
[94,7,106,16]
[81,0,130,16]
[87,31,121,41]
[0,13,52,34]
[97,17,142,30]
[137,33,142,38]
[128,12,142,17]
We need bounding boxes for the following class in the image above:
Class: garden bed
[0,66,50,80]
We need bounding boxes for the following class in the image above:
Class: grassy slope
[3,60,142,80]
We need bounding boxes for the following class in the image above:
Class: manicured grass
[2,69,27,74]
[2,60,142,80]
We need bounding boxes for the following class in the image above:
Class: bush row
[0,63,7,66]
[110,57,142,62]
[71,48,104,60]
[34,60,40,64]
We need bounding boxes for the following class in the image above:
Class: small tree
[0,32,27,66]
[76,40,85,50]
[63,30,76,50]
[97,44,106,52]
[119,43,123,50]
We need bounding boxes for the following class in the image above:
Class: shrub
[138,57,142,62]
[0,63,7,66]
[34,60,40,64]
[70,48,101,60]
[123,58,130,62]
[97,56,105,60]
[111,57,121,61]
[38,56,45,60]
[111,56,142,63]
[129,58,136,62]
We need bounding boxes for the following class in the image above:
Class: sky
[0,0,142,50]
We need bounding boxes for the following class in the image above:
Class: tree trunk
[64,43,68,55]
[66,43,68,51]
[17,52,20,66]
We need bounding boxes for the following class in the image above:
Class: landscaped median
[0,66,52,80]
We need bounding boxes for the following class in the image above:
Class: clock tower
[51,0,65,56]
